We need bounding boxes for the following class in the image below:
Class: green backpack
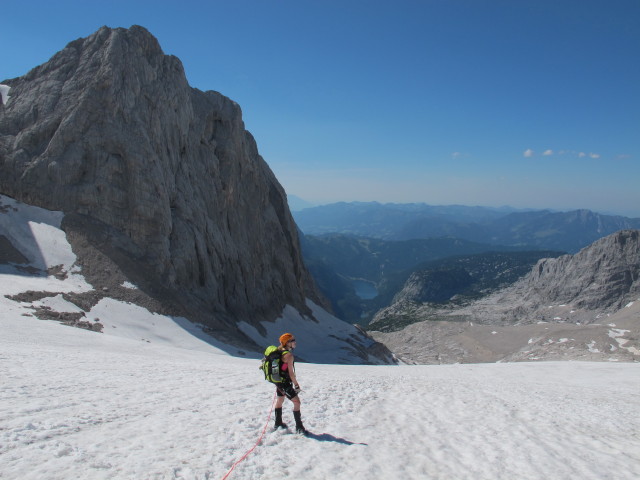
[260,346,288,383]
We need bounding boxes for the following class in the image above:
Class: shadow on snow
[305,432,367,446]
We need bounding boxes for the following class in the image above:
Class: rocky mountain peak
[0,26,326,337]
[370,230,640,364]
[522,229,640,311]
[403,229,640,326]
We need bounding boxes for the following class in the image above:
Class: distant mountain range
[294,202,640,253]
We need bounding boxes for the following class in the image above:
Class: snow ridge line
[221,390,278,480]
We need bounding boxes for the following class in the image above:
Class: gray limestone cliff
[517,229,640,312]
[373,230,640,328]
[0,26,326,340]
[370,230,640,364]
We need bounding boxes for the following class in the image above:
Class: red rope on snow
[221,390,278,480]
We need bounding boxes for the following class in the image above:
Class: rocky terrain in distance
[370,230,640,363]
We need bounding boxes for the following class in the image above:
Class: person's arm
[283,352,299,388]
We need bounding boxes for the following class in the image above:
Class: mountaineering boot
[274,408,287,429]
[293,410,306,435]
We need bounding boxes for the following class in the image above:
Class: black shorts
[276,381,298,399]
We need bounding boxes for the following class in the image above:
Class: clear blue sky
[3,0,639,216]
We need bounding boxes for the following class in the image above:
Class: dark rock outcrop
[393,268,473,304]
[0,26,326,337]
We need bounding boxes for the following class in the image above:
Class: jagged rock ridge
[519,229,640,311]
[0,26,325,339]
[374,230,640,328]
[370,230,640,363]
[459,229,640,325]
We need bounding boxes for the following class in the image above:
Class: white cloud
[523,148,606,161]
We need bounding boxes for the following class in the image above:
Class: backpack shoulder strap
[269,348,285,358]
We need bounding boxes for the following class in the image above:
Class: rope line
[221,390,277,480]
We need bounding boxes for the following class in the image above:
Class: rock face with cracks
[370,230,640,364]
[373,230,640,329]
[518,229,640,311]
[0,26,326,340]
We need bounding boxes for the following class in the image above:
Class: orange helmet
[279,333,294,346]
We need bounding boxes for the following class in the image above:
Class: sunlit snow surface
[2,315,640,480]
[0,84,10,105]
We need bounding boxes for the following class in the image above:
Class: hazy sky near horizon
[3,1,639,216]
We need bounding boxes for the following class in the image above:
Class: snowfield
[2,314,639,480]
